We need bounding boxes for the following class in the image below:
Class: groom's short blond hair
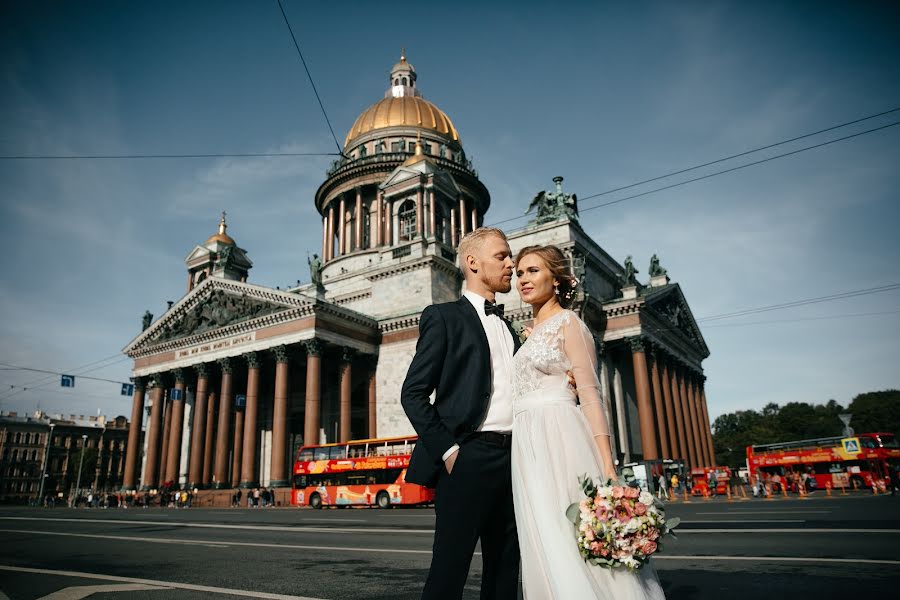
[458,227,508,275]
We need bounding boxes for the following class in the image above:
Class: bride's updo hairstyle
[515,244,579,308]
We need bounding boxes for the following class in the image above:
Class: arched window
[394,78,399,85]
[399,200,417,241]
[402,77,408,86]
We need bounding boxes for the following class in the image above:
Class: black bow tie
[484,300,505,318]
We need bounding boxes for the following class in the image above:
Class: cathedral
[122,53,714,494]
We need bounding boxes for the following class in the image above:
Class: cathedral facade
[122,54,714,492]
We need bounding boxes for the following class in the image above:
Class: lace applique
[513,310,573,398]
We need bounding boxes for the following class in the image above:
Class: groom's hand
[444,449,459,474]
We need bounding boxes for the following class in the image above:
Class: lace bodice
[513,310,610,436]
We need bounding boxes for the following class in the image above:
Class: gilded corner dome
[343,95,460,149]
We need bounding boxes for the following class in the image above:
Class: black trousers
[421,436,520,600]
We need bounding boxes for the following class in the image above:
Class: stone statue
[649,253,667,277]
[621,255,639,287]
[525,176,580,225]
[439,143,448,158]
[358,144,367,158]
[375,139,385,154]
[141,310,153,331]
[308,253,323,287]
[215,245,234,270]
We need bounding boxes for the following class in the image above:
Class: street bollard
[683,487,691,504]
[726,485,733,503]
[841,482,848,495]
[782,484,788,499]
[765,484,773,500]
[825,482,832,497]
[739,485,748,500]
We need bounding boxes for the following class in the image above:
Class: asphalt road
[0,492,898,599]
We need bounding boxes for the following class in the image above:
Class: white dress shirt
[442,290,516,461]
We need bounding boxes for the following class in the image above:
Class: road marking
[654,555,900,566]
[0,565,327,600]
[695,510,831,514]
[300,518,367,523]
[676,528,900,534]
[0,528,453,556]
[680,519,806,523]
[0,516,433,535]
[37,583,166,599]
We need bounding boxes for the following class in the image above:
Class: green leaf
[565,502,581,524]
[666,516,681,529]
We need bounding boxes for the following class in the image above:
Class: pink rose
[585,529,595,541]
[649,529,660,540]
[600,548,610,557]
[634,502,648,516]
[590,541,602,553]
[624,486,640,499]
[641,541,658,555]
[612,486,625,499]
[614,503,633,522]
[595,508,609,521]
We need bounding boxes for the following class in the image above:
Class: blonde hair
[515,245,578,308]
[458,227,508,274]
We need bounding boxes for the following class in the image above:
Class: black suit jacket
[401,296,521,487]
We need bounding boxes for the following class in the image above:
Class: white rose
[639,491,654,505]
[596,486,612,498]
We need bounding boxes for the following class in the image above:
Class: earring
[554,286,560,296]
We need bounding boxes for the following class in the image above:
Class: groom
[402,227,521,599]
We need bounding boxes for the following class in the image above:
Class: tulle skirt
[511,387,666,600]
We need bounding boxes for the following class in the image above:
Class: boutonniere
[511,321,533,345]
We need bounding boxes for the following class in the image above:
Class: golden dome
[344,95,460,149]
[205,211,235,246]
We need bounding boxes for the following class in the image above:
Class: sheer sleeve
[562,314,617,474]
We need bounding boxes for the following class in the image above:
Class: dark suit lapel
[502,317,522,354]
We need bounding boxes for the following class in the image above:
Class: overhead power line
[700,309,900,329]
[697,282,900,323]
[488,113,900,227]
[276,0,344,157]
[0,152,340,161]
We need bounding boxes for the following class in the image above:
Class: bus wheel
[850,476,865,490]
[309,493,323,510]
[376,491,392,509]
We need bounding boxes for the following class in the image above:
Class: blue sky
[1,1,898,426]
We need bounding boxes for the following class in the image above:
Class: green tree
[847,390,900,435]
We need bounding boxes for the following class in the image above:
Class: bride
[511,244,665,599]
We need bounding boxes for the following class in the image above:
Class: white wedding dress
[511,310,665,599]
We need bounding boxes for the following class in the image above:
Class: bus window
[861,437,877,449]
[331,446,348,460]
[879,434,897,448]
[293,475,308,488]
[313,447,330,460]
[297,449,314,462]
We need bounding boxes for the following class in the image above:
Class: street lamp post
[72,434,88,508]
[37,423,55,506]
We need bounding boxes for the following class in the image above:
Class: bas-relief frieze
[151,289,281,343]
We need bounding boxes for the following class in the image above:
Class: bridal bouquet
[565,473,679,570]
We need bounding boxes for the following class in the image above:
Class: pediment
[643,284,709,357]
[124,278,313,355]
[185,245,213,266]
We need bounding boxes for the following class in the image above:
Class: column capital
[194,362,209,379]
[149,375,166,389]
[273,345,290,364]
[172,368,186,384]
[302,339,323,358]
[130,376,147,389]
[341,347,357,363]
[217,357,233,374]
[626,336,646,353]
[244,351,261,369]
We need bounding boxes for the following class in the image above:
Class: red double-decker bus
[291,435,435,509]
[746,432,899,491]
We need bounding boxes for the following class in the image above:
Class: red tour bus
[690,466,731,496]
[746,432,899,491]
[291,435,435,509]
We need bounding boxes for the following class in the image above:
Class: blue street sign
[170,388,183,401]
[60,375,75,388]
[121,383,134,396]
[235,394,246,408]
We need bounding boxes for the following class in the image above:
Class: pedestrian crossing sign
[841,437,861,455]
